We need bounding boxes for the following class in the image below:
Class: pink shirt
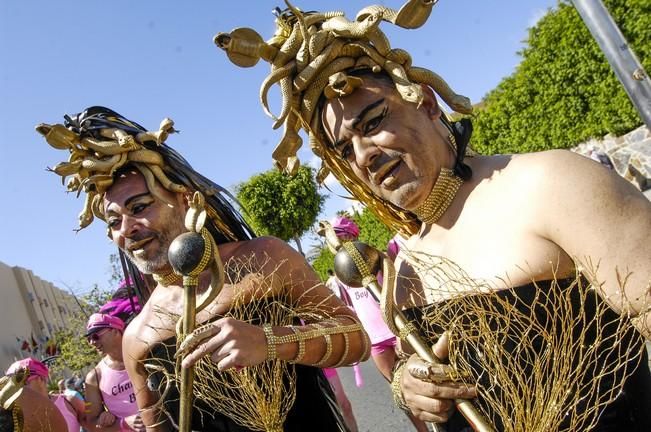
[97,360,138,424]
[53,394,81,432]
[329,278,395,345]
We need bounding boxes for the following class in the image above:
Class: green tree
[108,252,124,287]
[237,166,326,255]
[311,247,336,281]
[49,285,112,379]
[351,207,395,251]
[470,0,651,155]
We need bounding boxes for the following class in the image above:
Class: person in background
[83,314,142,432]
[5,358,73,431]
[328,218,428,432]
[63,377,84,403]
[99,278,142,325]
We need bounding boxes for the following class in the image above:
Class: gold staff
[318,221,495,432]
[168,192,225,432]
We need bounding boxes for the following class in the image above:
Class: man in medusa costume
[215,0,651,430]
[37,106,371,431]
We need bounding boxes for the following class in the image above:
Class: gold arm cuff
[399,322,418,341]
[333,331,350,368]
[313,324,333,367]
[391,359,409,411]
[274,322,363,343]
[263,324,277,361]
[289,326,306,364]
[263,320,363,364]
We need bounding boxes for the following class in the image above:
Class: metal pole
[572,0,651,129]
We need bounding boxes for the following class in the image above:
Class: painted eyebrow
[105,192,151,215]
[351,98,385,129]
[330,98,386,150]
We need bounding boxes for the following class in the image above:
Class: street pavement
[337,359,419,432]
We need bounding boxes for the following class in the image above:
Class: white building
[0,261,80,372]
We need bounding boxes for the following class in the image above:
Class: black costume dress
[0,409,14,432]
[404,278,651,432]
[146,298,348,432]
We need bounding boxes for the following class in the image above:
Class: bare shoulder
[122,309,155,364]
[510,149,606,180]
[502,149,586,180]
[224,236,300,267]
[504,150,651,247]
[227,236,292,255]
[495,150,634,201]
[19,387,67,431]
[220,236,318,297]
[84,364,99,385]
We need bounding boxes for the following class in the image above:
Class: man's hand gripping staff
[318,221,495,432]
[167,192,225,432]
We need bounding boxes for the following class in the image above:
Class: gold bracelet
[262,324,277,360]
[313,325,333,367]
[399,322,418,341]
[391,359,409,411]
[333,331,350,368]
[267,322,362,344]
[289,326,306,364]
[262,321,363,364]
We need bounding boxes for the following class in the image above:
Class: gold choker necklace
[413,167,463,225]
[153,271,182,287]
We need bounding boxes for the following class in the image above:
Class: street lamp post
[572,0,651,129]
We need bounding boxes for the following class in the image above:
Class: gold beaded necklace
[412,167,463,225]
[153,271,182,287]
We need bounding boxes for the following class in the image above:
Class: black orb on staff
[168,192,225,432]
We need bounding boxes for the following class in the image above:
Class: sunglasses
[87,328,110,342]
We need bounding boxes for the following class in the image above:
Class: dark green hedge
[470,0,651,155]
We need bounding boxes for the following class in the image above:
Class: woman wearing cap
[3,358,68,432]
[83,314,143,432]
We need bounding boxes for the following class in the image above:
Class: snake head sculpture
[317,220,342,254]
[317,220,382,287]
[0,368,27,410]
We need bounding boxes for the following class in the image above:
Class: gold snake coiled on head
[216,0,469,234]
[36,117,185,229]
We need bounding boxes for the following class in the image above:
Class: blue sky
[0,0,557,294]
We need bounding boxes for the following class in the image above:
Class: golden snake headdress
[37,106,255,244]
[215,0,473,235]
